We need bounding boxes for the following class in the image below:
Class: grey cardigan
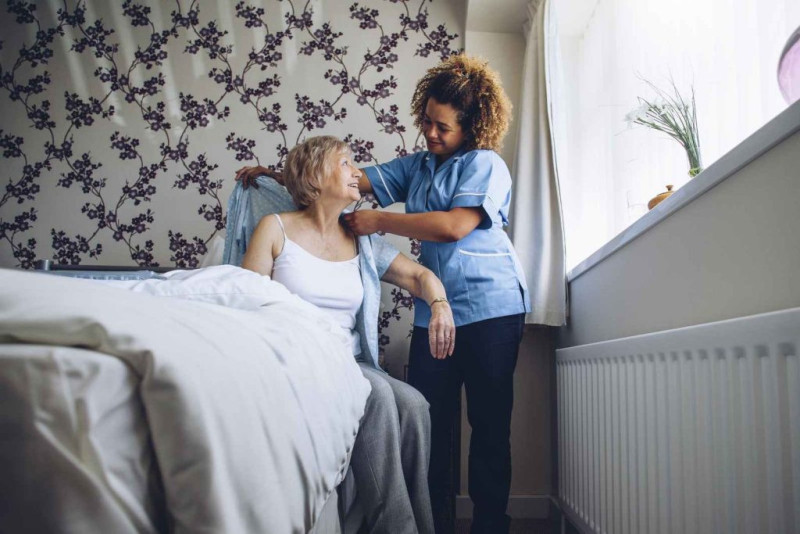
[224,177,400,370]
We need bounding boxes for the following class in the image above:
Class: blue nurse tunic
[363,148,531,327]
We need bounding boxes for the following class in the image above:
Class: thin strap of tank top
[275,212,359,259]
[273,213,286,252]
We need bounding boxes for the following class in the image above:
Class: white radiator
[557,307,800,534]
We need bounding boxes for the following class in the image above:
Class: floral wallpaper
[0,0,462,374]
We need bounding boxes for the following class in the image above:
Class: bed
[0,265,370,533]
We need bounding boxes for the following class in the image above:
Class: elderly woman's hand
[428,300,455,359]
[234,165,283,189]
[379,254,454,358]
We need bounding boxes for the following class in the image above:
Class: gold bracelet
[430,297,449,307]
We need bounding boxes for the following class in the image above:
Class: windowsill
[567,99,800,283]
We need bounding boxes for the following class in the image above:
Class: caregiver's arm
[356,169,373,194]
[342,207,483,242]
[381,254,455,359]
[234,165,280,189]
[241,215,284,276]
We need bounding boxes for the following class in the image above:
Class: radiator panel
[557,308,800,534]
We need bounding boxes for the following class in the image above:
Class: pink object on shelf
[778,26,800,104]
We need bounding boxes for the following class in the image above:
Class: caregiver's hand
[341,210,381,236]
[234,165,283,189]
[428,300,455,359]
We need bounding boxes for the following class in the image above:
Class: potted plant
[625,79,703,209]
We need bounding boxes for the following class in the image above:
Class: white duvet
[0,267,370,533]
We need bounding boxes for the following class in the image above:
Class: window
[555,0,800,271]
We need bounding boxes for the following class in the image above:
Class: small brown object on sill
[648,184,674,210]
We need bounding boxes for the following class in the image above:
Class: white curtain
[510,0,568,326]
[556,0,800,271]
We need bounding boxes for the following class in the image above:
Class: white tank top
[270,214,363,356]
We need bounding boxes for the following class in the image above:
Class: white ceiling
[465,0,529,33]
[465,0,600,36]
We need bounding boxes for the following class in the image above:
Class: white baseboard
[455,495,552,519]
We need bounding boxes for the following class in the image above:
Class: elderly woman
[240,135,454,534]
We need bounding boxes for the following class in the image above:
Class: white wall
[559,126,800,348]
[464,30,526,166]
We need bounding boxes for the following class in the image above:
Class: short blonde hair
[283,136,350,209]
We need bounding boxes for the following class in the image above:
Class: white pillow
[94,265,287,310]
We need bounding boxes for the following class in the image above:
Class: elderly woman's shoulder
[255,211,293,232]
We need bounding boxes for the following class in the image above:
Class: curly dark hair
[411,54,512,153]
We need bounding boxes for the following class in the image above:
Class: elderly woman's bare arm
[380,253,455,359]
[241,215,284,276]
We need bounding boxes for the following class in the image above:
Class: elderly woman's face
[321,149,361,204]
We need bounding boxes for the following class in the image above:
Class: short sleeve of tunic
[448,150,512,230]
[368,233,400,278]
[363,153,423,207]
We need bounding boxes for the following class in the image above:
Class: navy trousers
[408,313,524,534]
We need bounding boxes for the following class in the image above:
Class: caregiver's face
[422,96,466,162]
